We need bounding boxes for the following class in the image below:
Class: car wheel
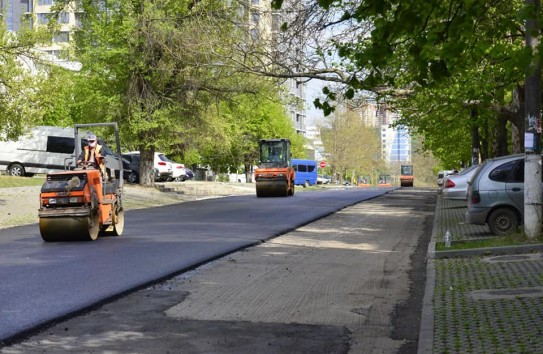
[127,171,139,183]
[304,180,310,188]
[488,208,519,236]
[8,163,25,177]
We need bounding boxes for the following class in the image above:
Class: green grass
[0,175,45,188]
[436,233,543,251]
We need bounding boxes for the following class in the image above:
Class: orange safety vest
[83,144,106,175]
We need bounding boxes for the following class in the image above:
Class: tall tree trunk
[140,145,156,187]
[510,85,525,154]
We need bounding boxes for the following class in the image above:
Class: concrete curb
[417,192,440,354]
[434,243,543,259]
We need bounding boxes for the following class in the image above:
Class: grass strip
[0,175,45,188]
[436,233,543,251]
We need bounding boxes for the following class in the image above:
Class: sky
[305,80,326,127]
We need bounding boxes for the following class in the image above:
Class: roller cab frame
[254,138,295,197]
[38,122,125,242]
[400,164,414,187]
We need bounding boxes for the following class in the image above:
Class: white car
[168,160,187,182]
[124,151,173,182]
[437,170,456,187]
[317,175,331,184]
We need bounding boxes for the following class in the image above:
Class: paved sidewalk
[419,194,543,354]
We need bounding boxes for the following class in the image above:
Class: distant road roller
[400,164,414,187]
[254,138,295,197]
[38,122,124,241]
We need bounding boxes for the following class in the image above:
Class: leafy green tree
[268,0,530,161]
[0,15,62,139]
[55,0,257,185]
[196,83,305,181]
[320,107,382,184]
[53,0,302,186]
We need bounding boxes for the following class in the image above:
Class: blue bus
[292,159,318,187]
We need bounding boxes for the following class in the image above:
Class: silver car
[465,154,525,235]
[442,165,479,200]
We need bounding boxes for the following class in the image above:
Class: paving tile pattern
[436,197,491,242]
[433,194,543,353]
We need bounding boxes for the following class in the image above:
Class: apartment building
[1,0,32,32]
[248,0,307,136]
[2,0,77,55]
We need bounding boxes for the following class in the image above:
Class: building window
[75,13,84,27]
[47,49,68,58]
[53,31,70,42]
[58,12,69,24]
[37,13,49,24]
[38,0,54,5]
[250,28,259,41]
[251,11,260,24]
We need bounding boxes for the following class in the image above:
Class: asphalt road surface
[0,187,396,344]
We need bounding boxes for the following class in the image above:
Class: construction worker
[77,134,107,178]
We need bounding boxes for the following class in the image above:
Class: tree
[50,0,305,186]
[56,0,262,185]
[196,83,305,181]
[0,15,64,139]
[320,105,382,184]
[265,1,529,158]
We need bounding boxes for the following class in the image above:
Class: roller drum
[40,214,100,242]
[256,181,289,197]
[102,208,125,236]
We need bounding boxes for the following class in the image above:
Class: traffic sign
[319,161,326,168]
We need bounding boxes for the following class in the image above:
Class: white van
[0,126,79,176]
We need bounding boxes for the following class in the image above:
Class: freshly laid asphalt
[420,193,543,354]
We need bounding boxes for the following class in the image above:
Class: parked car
[182,167,194,181]
[122,151,173,182]
[442,165,479,200]
[465,154,528,235]
[317,175,331,184]
[437,170,456,187]
[166,159,187,182]
[121,153,140,183]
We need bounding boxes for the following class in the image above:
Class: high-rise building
[34,0,78,58]
[378,109,411,163]
[249,0,307,136]
[2,0,32,32]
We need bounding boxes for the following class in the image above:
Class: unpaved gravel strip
[165,191,432,353]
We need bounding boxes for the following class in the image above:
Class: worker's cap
[87,134,97,142]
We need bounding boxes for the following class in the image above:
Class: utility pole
[524,0,542,239]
